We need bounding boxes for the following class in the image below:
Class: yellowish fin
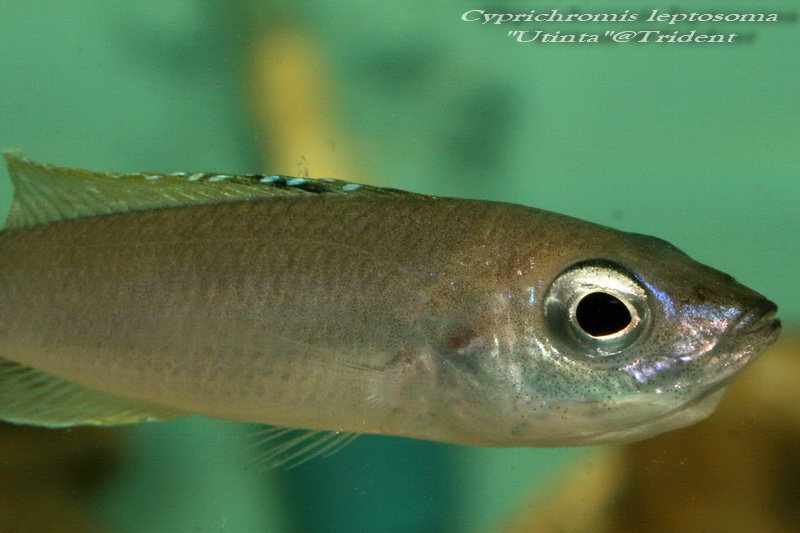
[0,358,185,427]
[3,150,420,230]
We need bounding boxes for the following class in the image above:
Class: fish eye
[574,291,632,337]
[544,262,649,358]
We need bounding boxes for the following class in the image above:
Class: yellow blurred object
[247,27,357,180]
[503,332,800,533]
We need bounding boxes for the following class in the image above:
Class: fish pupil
[575,292,632,337]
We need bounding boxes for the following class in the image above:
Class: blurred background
[0,1,797,532]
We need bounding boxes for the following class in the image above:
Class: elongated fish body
[0,153,781,453]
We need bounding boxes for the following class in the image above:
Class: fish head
[431,225,781,447]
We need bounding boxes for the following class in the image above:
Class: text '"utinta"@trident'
[460,8,790,44]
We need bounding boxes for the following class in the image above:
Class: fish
[0,151,781,466]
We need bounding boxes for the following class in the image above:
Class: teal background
[0,1,797,532]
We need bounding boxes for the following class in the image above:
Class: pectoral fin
[0,358,186,427]
[246,426,360,469]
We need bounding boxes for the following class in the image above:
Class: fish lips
[714,299,781,376]
[736,299,781,339]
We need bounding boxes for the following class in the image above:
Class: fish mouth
[624,301,782,438]
[682,299,779,399]
[561,302,782,446]
[736,299,781,338]
[721,299,781,373]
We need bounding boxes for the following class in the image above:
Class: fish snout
[736,299,781,337]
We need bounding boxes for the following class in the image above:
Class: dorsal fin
[2,151,427,230]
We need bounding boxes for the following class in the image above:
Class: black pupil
[575,292,632,337]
